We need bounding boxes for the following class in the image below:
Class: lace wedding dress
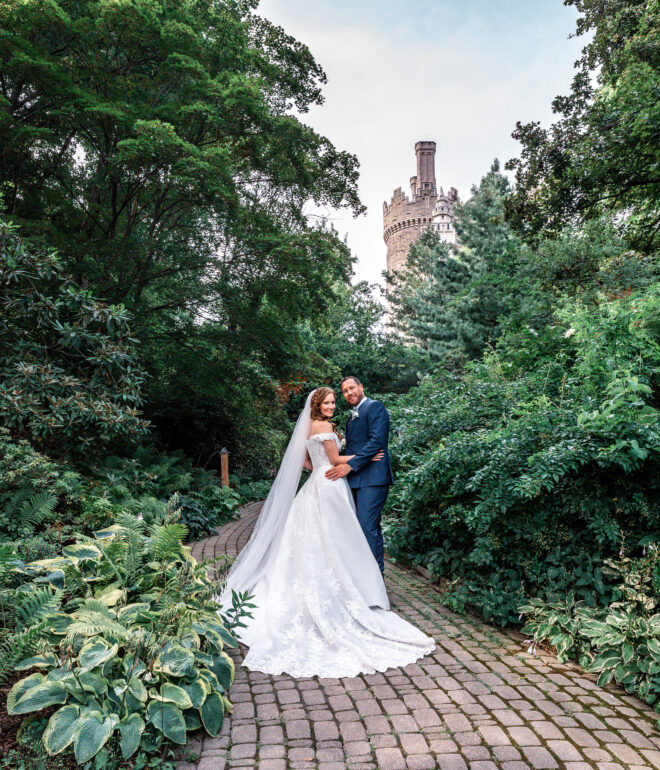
[221,416,436,678]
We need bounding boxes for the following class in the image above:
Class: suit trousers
[351,485,390,574]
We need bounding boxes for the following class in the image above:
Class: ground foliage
[0,430,242,549]
[2,506,248,766]
[520,548,660,721]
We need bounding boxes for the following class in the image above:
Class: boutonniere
[350,408,360,421]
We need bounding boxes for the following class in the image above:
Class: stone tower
[383,141,458,274]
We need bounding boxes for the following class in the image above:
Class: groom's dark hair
[340,376,362,387]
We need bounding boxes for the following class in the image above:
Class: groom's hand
[326,463,351,481]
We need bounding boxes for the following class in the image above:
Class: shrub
[0,220,148,457]
[385,285,660,626]
[5,511,248,764]
[232,477,273,504]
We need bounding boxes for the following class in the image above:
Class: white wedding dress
[222,425,436,678]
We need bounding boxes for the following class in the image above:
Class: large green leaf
[36,569,65,589]
[94,525,126,540]
[647,637,660,660]
[200,692,224,737]
[73,713,118,764]
[181,679,207,709]
[94,585,125,607]
[204,628,225,653]
[15,652,59,670]
[588,652,620,671]
[128,677,147,702]
[152,683,193,709]
[199,619,237,648]
[178,631,201,651]
[147,700,186,744]
[43,705,80,755]
[210,652,234,691]
[216,625,237,648]
[7,678,67,714]
[79,638,118,669]
[48,612,74,634]
[183,709,202,731]
[118,603,151,623]
[118,713,145,760]
[155,643,194,677]
[62,543,102,562]
[78,670,108,697]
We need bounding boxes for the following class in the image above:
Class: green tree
[387,229,473,364]
[0,0,362,308]
[0,0,364,466]
[388,161,524,364]
[299,281,426,395]
[505,0,660,251]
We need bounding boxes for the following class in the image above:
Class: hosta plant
[6,514,247,764]
[520,548,660,721]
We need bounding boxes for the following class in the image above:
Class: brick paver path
[178,502,660,770]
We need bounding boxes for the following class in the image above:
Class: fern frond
[148,523,187,560]
[0,621,48,684]
[15,586,63,631]
[62,563,89,597]
[0,488,32,521]
[0,488,57,536]
[20,491,57,526]
[63,610,129,643]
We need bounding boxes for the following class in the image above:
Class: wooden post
[220,447,229,487]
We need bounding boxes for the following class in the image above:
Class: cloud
[258,0,583,285]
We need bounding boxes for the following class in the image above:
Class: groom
[325,376,393,574]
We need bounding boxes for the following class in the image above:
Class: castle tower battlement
[383,141,458,275]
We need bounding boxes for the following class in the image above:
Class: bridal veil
[220,391,314,602]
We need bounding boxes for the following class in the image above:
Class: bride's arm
[322,440,383,466]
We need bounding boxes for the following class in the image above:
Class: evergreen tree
[388,161,524,365]
[387,229,473,364]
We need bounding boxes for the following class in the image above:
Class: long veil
[219,390,314,604]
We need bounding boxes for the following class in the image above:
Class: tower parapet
[383,141,458,275]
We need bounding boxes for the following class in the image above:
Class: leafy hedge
[385,285,660,626]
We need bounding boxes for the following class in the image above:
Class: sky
[258,0,585,286]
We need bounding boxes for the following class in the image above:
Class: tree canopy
[0,0,365,468]
[505,0,660,251]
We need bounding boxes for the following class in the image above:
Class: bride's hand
[371,450,384,462]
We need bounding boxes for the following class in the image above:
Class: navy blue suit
[346,398,393,573]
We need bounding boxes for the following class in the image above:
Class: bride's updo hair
[310,387,336,427]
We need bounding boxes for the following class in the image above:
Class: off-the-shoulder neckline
[308,432,338,441]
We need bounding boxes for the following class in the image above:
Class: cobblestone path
[178,502,660,770]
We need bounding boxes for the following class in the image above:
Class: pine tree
[388,161,525,364]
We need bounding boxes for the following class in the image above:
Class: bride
[220,387,436,678]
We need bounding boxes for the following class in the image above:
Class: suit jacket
[345,398,394,488]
